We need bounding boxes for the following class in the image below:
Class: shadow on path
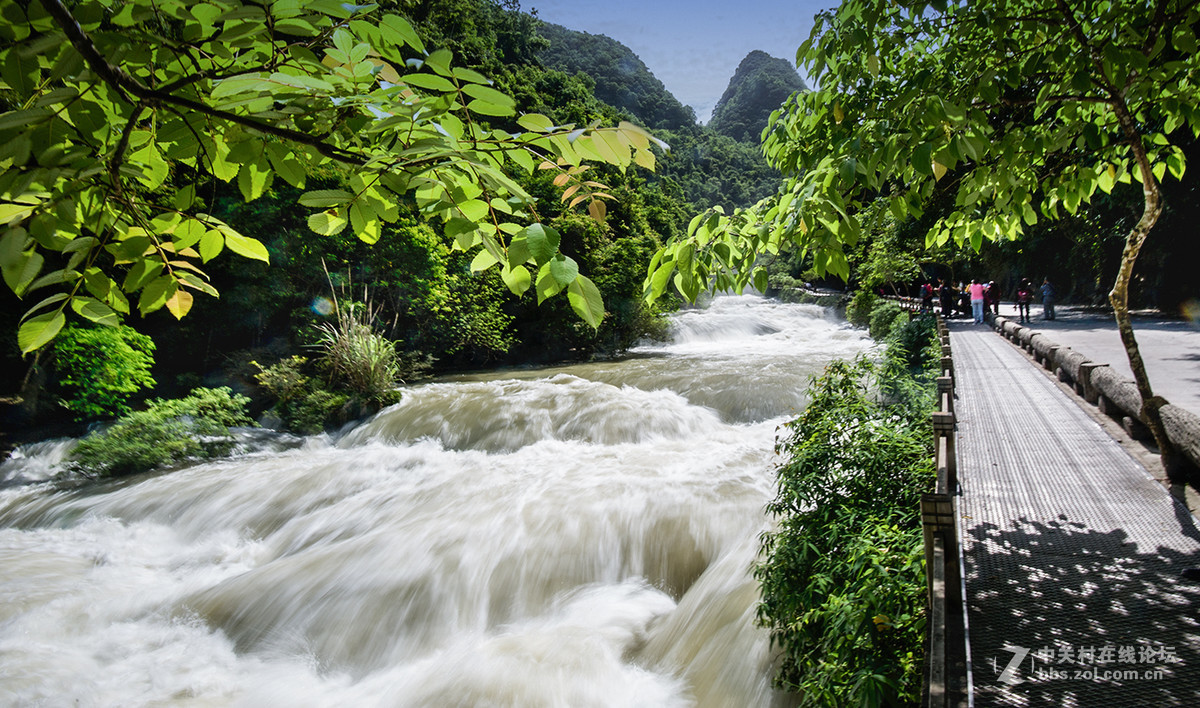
[966,516,1200,707]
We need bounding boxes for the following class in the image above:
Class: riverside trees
[646,0,1200,472]
[0,0,661,355]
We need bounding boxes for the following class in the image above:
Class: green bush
[53,325,156,420]
[253,356,352,435]
[845,289,879,328]
[889,312,939,370]
[68,387,254,478]
[867,300,903,339]
[756,357,934,706]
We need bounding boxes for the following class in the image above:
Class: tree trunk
[1109,107,1177,477]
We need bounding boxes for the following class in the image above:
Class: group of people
[918,278,1057,324]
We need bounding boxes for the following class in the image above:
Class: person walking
[938,279,954,317]
[969,279,986,324]
[1041,278,1056,320]
[988,281,1000,314]
[1016,279,1033,323]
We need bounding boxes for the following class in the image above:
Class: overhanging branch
[39,0,368,166]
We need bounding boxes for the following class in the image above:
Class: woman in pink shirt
[969,279,986,324]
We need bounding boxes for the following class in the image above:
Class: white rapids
[0,295,870,707]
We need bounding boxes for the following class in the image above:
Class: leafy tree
[0,0,661,355]
[647,0,1200,471]
[52,323,155,419]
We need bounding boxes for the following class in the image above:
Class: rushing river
[0,295,870,707]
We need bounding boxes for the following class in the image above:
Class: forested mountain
[535,24,784,212]
[535,23,696,131]
[708,51,808,144]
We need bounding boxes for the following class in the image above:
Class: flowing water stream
[0,295,870,707]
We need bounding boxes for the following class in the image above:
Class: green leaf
[567,275,604,329]
[536,263,566,304]
[912,143,933,176]
[0,202,37,224]
[349,201,381,244]
[381,14,424,53]
[18,310,64,354]
[266,143,306,188]
[138,275,175,314]
[403,73,456,92]
[132,141,169,189]
[308,211,349,236]
[470,248,499,272]
[517,113,554,132]
[1,228,40,295]
[237,160,272,201]
[199,230,224,262]
[224,232,270,263]
[466,100,516,117]
[70,296,119,326]
[424,49,453,76]
[523,223,560,265]
[547,254,579,287]
[752,267,769,293]
[462,84,515,108]
[299,189,353,208]
[501,264,531,295]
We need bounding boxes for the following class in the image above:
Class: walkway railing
[990,313,1200,481]
[922,316,969,707]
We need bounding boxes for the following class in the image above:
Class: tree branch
[39,0,368,166]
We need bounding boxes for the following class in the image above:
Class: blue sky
[528,1,837,122]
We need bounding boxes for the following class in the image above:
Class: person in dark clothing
[938,280,954,317]
[1016,279,1033,323]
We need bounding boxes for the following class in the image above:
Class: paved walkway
[950,322,1200,706]
[984,304,1200,416]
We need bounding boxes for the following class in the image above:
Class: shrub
[867,299,903,339]
[845,289,879,328]
[67,387,254,478]
[756,357,934,706]
[53,325,156,420]
[253,357,351,435]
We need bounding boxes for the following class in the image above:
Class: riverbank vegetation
[757,304,938,705]
[67,387,253,478]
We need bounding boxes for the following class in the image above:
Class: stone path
[950,321,1200,706]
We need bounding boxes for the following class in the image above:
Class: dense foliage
[757,308,938,706]
[0,0,664,355]
[67,386,254,477]
[52,324,155,420]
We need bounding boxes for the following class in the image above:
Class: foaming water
[0,295,868,707]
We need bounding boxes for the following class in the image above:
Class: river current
[0,295,870,707]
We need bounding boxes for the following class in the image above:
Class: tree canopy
[0,0,663,354]
[646,0,1200,465]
